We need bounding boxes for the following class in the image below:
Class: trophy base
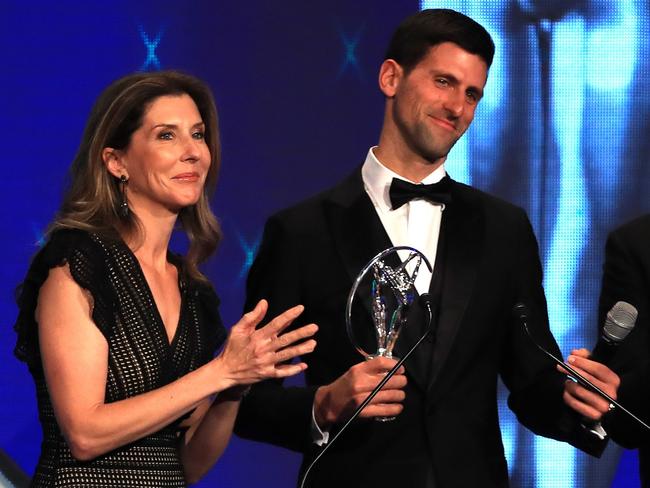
[366,354,399,422]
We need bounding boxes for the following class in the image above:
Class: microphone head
[603,301,638,343]
[512,302,530,321]
[419,293,435,310]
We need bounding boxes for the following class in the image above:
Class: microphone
[419,293,436,331]
[512,302,650,431]
[591,301,638,363]
[298,293,437,488]
[584,301,637,436]
[512,302,531,322]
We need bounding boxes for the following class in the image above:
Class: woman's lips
[172,172,200,181]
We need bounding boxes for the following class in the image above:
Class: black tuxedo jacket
[235,169,603,487]
[598,214,650,487]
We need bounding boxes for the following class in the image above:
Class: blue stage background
[2,1,649,486]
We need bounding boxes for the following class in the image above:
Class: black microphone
[512,301,650,432]
[512,302,531,323]
[419,293,436,331]
[591,301,638,363]
[298,293,437,488]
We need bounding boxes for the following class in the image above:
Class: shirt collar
[361,146,447,211]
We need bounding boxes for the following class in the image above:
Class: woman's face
[117,93,211,216]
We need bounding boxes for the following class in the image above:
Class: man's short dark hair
[385,9,495,72]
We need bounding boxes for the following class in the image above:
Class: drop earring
[119,175,129,218]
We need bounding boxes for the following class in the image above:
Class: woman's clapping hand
[214,300,317,388]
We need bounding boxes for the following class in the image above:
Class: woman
[13,71,317,487]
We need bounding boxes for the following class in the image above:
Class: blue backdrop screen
[1,1,648,486]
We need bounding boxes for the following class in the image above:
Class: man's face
[389,42,488,164]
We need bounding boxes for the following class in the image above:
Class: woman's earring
[119,175,129,218]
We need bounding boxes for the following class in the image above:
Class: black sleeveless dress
[13,230,226,487]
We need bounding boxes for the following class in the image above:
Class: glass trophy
[345,246,432,420]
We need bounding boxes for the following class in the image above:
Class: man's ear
[102,147,128,179]
[378,59,404,98]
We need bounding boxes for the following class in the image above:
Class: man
[235,9,610,487]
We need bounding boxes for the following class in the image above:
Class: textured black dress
[14,230,226,487]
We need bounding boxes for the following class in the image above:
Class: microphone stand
[299,295,436,488]
[515,303,650,431]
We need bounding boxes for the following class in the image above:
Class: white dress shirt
[361,147,447,295]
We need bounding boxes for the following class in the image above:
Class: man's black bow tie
[389,175,452,210]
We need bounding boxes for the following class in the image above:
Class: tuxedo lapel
[325,169,394,285]
[428,182,483,391]
[324,170,392,360]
